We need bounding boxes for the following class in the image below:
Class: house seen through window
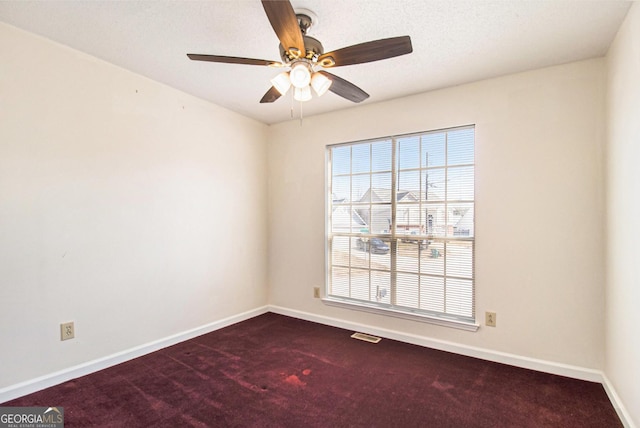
[326,125,475,326]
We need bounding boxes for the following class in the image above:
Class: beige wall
[0,23,269,388]
[268,59,606,370]
[4,9,635,419]
[605,2,640,426]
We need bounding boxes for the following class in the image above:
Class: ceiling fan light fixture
[188,0,413,109]
[290,62,312,88]
[271,72,292,95]
[294,85,312,102]
[311,72,331,96]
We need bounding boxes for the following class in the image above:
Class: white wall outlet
[60,321,75,340]
[485,312,497,327]
[313,287,320,298]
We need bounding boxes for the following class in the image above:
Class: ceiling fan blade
[187,54,282,67]
[317,71,369,103]
[318,36,413,67]
[261,0,305,57]
[260,86,282,103]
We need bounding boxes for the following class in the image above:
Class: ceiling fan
[187,0,413,105]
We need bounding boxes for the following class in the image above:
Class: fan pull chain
[290,89,294,119]
[299,100,303,126]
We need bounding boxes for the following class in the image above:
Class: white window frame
[325,125,477,331]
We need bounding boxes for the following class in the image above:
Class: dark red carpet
[4,312,621,427]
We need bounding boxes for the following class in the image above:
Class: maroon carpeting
[4,313,621,427]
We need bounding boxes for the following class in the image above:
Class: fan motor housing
[279,35,324,63]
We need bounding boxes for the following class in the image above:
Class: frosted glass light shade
[271,72,291,95]
[311,72,332,96]
[294,85,312,102]
[290,63,311,88]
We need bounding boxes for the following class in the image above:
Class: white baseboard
[2,304,633,428]
[0,306,269,404]
[269,305,635,427]
[268,305,603,381]
[601,374,637,428]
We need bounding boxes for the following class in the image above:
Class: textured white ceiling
[0,0,632,124]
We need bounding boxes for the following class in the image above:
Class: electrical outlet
[485,312,497,327]
[60,322,75,340]
[313,287,320,298]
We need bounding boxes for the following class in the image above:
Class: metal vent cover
[350,332,382,343]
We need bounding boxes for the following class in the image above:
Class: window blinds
[327,126,475,324]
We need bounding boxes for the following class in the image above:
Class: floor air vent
[350,332,382,343]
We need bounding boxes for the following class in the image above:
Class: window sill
[322,297,480,332]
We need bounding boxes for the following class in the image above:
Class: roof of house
[359,188,447,203]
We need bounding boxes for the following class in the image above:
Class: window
[326,126,476,329]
